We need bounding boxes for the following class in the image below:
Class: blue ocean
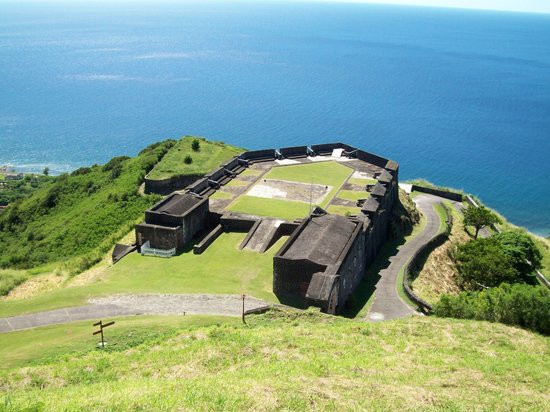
[0,2,549,235]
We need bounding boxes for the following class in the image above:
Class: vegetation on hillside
[0,309,548,410]
[434,283,550,335]
[0,140,175,275]
[0,173,54,206]
[462,204,501,239]
[146,136,243,180]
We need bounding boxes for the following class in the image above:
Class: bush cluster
[434,283,550,335]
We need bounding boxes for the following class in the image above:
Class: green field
[147,137,242,180]
[226,161,353,220]
[336,189,370,202]
[348,177,377,186]
[326,204,361,216]
[0,233,285,318]
[209,190,234,200]
[1,310,548,411]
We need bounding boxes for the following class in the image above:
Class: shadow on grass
[342,236,407,319]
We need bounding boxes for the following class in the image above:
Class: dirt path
[0,294,270,333]
[366,194,444,322]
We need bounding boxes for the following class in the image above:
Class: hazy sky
[320,0,550,14]
[2,0,550,14]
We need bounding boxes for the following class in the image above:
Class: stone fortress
[134,143,398,314]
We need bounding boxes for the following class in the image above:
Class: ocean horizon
[1,1,549,235]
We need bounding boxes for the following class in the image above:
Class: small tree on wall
[463,205,501,239]
[192,139,201,152]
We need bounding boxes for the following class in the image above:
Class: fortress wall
[334,223,366,309]
[220,216,257,232]
[221,157,241,172]
[144,174,202,195]
[186,177,210,194]
[135,224,183,251]
[311,142,355,155]
[279,145,308,158]
[206,167,226,182]
[273,257,326,296]
[264,222,300,252]
[239,149,276,161]
[356,150,389,168]
[181,200,209,245]
[193,224,224,255]
[411,185,463,202]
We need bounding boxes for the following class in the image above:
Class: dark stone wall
[334,224,366,308]
[273,257,326,296]
[186,177,210,194]
[181,200,209,245]
[410,185,463,201]
[356,149,389,168]
[311,142,355,155]
[135,224,183,251]
[280,146,308,158]
[193,224,224,254]
[220,216,257,232]
[239,149,276,161]
[144,174,202,195]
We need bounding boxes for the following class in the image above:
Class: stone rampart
[279,145,308,158]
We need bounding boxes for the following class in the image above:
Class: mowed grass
[0,315,238,369]
[0,233,285,318]
[147,137,242,180]
[337,190,370,202]
[1,310,548,411]
[227,196,312,221]
[348,177,377,186]
[209,190,234,200]
[326,205,361,216]
[227,161,353,220]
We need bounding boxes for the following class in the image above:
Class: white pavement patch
[367,312,385,321]
[352,171,374,180]
[248,184,287,199]
[399,183,413,194]
[331,148,344,157]
[275,159,300,165]
[307,155,352,163]
[89,294,269,316]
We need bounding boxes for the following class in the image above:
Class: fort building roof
[371,182,387,197]
[149,193,205,217]
[361,196,380,214]
[281,212,359,266]
[377,169,394,184]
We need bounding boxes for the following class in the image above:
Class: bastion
[134,142,398,314]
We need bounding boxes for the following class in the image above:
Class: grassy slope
[227,161,352,220]
[147,137,243,180]
[0,142,174,273]
[0,233,286,318]
[1,310,548,411]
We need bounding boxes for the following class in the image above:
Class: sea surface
[1,2,549,235]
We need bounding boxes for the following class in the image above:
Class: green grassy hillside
[0,310,548,411]
[147,136,243,180]
[0,141,176,275]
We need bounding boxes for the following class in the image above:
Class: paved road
[366,194,444,322]
[0,294,270,333]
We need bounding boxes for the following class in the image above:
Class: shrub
[494,230,542,274]
[192,139,201,151]
[434,283,550,335]
[453,237,519,289]
[463,205,501,239]
[184,155,193,164]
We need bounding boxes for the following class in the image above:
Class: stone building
[273,209,364,314]
[135,193,208,252]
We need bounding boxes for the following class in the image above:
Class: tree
[43,167,49,176]
[453,237,518,290]
[463,205,501,239]
[184,155,193,164]
[191,139,201,152]
[494,230,542,277]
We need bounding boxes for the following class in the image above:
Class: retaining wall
[411,185,464,202]
[144,174,202,195]
[193,224,223,254]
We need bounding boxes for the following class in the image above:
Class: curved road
[0,294,269,333]
[366,193,444,322]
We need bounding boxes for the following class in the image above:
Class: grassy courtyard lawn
[224,178,249,187]
[227,196,311,221]
[348,177,377,186]
[337,190,370,202]
[209,190,234,200]
[0,315,238,369]
[326,205,361,216]
[0,233,284,318]
[239,168,262,177]
[147,137,242,180]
